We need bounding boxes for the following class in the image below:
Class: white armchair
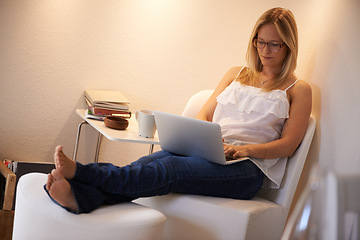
[135,90,316,240]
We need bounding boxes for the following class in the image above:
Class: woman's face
[256,23,288,71]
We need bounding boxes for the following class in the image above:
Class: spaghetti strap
[234,66,246,80]
[285,79,300,92]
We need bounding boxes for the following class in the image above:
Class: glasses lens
[254,39,283,52]
[255,40,266,49]
[270,43,281,52]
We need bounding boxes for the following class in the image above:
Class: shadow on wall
[289,36,341,223]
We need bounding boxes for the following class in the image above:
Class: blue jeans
[53,151,264,214]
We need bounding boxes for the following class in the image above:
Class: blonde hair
[239,7,298,90]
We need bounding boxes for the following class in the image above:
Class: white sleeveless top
[212,68,299,188]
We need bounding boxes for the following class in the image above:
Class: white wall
[1,0,359,222]
[296,0,360,175]
[0,0,273,165]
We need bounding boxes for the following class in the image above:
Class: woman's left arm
[227,80,312,159]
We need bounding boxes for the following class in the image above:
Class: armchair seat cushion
[135,193,287,240]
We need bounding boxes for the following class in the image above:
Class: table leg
[94,132,102,163]
[74,117,155,162]
[73,121,89,162]
[148,144,154,155]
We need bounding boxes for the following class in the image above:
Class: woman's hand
[223,144,249,159]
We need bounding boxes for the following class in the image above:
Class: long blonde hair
[239,7,298,90]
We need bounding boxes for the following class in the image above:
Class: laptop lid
[154,111,247,165]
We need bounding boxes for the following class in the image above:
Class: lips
[261,56,273,60]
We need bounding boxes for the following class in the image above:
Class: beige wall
[1,0,359,214]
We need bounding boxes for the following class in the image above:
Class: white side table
[74,109,160,162]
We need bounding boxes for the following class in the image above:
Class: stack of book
[84,89,131,120]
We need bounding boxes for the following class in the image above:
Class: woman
[45,7,312,214]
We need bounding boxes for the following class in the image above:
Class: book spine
[91,107,131,116]
[93,103,129,110]
[85,97,130,115]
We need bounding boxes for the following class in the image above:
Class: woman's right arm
[196,67,241,121]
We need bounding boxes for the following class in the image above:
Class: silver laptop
[154,111,248,165]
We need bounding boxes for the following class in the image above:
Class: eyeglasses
[253,39,286,52]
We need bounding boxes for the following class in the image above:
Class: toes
[54,146,62,168]
[51,169,64,181]
[46,172,57,189]
[55,145,63,153]
[55,154,61,169]
[54,145,65,169]
[46,173,53,191]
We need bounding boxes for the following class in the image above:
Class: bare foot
[54,145,76,180]
[45,173,54,191]
[47,169,78,212]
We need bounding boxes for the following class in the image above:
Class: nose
[263,43,271,53]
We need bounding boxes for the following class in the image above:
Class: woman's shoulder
[288,79,312,101]
[214,67,246,94]
[227,66,246,75]
[292,79,311,93]
[223,66,246,82]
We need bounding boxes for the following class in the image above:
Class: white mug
[135,110,157,138]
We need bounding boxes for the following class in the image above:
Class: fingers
[224,145,236,159]
[232,151,243,158]
[224,144,247,159]
[232,149,248,158]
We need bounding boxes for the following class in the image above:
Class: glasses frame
[253,38,286,52]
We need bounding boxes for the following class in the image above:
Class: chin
[261,61,281,69]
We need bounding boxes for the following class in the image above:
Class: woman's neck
[261,66,281,78]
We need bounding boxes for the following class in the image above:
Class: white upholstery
[135,90,316,240]
[181,89,214,118]
[12,173,166,240]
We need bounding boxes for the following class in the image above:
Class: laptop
[154,111,248,165]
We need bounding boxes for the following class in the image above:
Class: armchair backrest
[182,90,214,118]
[182,90,316,210]
[257,116,315,210]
